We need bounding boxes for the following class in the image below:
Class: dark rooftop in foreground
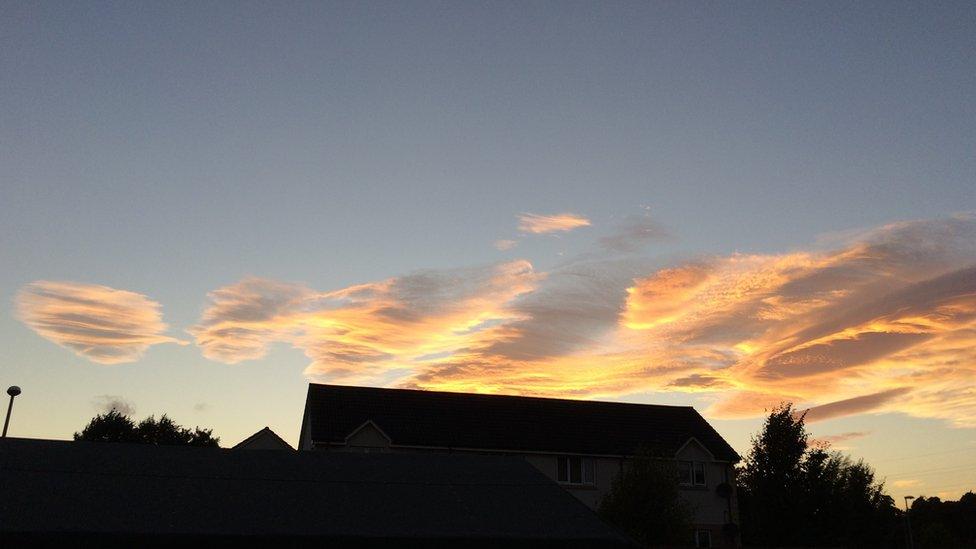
[232,426,293,450]
[302,383,739,461]
[0,437,632,547]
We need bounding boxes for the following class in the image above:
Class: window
[557,456,595,485]
[695,529,712,548]
[693,461,706,486]
[678,460,693,485]
[678,460,706,487]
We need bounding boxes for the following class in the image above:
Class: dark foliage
[737,404,807,545]
[738,403,899,547]
[74,410,219,447]
[598,447,695,547]
[910,492,976,548]
[71,409,141,443]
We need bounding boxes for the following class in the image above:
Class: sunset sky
[3,2,975,499]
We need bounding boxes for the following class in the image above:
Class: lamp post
[2,385,21,437]
[904,495,915,549]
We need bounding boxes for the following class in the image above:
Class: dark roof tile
[304,384,738,462]
[0,437,632,545]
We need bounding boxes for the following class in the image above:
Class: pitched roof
[232,426,293,450]
[302,384,739,462]
[0,437,633,546]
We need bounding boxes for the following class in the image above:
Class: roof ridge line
[308,382,696,410]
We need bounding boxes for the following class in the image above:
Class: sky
[2,2,975,499]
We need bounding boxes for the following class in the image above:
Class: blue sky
[2,2,975,498]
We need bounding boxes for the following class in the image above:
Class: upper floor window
[695,528,712,548]
[557,455,595,485]
[678,460,707,487]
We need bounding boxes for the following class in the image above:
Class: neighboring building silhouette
[299,383,740,548]
[232,426,293,450]
[0,437,633,547]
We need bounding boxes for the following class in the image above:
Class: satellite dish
[7,386,20,397]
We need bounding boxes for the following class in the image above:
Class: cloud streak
[809,431,871,446]
[185,213,976,427]
[16,281,184,364]
[189,262,541,384]
[517,212,591,234]
[411,213,976,426]
[802,389,913,423]
[18,211,975,429]
[41,211,965,429]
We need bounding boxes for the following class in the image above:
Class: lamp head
[6,386,20,397]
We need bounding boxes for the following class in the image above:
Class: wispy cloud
[494,239,518,251]
[189,262,541,384]
[184,213,976,428]
[16,281,185,364]
[809,431,871,446]
[92,394,136,415]
[518,212,591,234]
[599,214,670,252]
[413,213,976,425]
[802,390,911,423]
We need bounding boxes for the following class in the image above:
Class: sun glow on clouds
[189,261,541,384]
[24,214,976,429]
[184,214,976,427]
[16,281,185,364]
[517,212,591,234]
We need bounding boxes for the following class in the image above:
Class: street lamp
[2,385,21,437]
[904,495,915,549]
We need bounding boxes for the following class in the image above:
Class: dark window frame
[678,460,707,487]
[556,455,595,486]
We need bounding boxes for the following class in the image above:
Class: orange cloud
[188,213,976,428]
[15,281,184,364]
[417,214,976,426]
[517,212,591,234]
[189,262,542,384]
[618,214,976,426]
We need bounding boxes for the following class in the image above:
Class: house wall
[525,450,737,547]
[521,454,622,509]
[315,437,737,546]
[673,441,739,548]
[345,423,392,448]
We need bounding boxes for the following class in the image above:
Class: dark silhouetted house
[299,384,740,548]
[0,437,633,547]
[232,426,293,450]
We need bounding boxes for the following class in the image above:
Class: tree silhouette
[799,446,897,546]
[598,446,695,547]
[72,409,141,443]
[738,403,807,545]
[910,492,976,548]
[738,403,898,547]
[75,410,219,447]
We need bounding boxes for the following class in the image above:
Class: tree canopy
[74,409,220,447]
[598,446,695,547]
[738,403,899,547]
[910,492,976,548]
